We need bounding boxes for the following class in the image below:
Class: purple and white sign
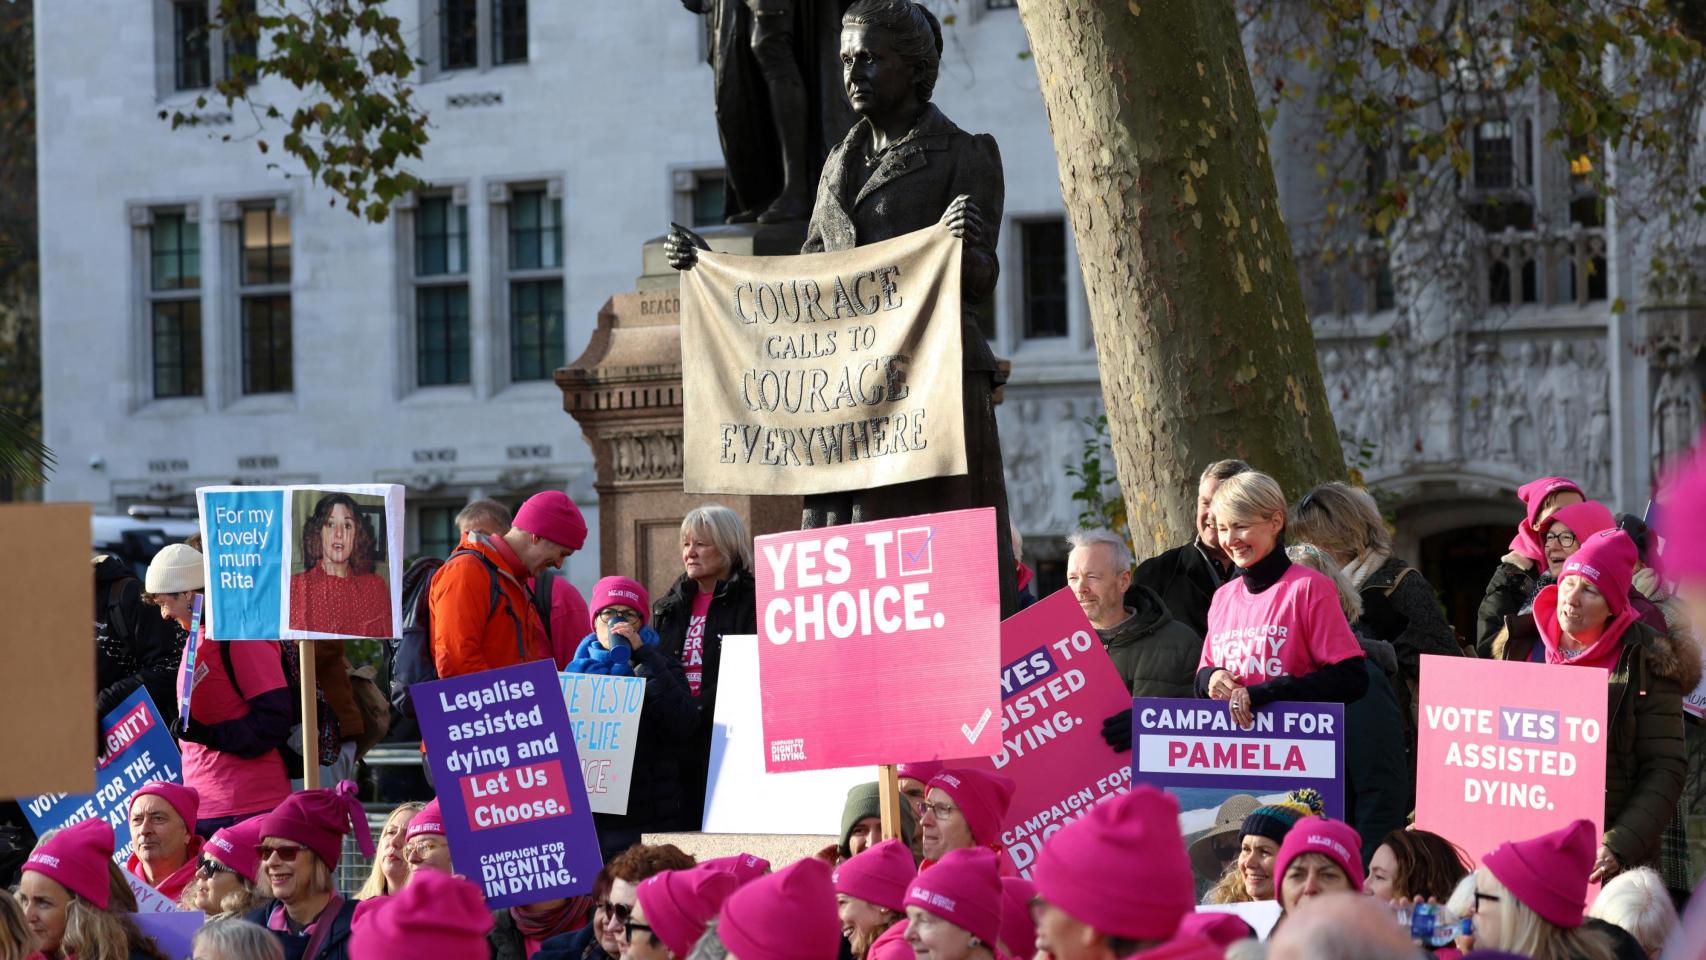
[1131,698,1345,829]
[415,660,602,907]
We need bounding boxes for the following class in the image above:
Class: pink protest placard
[756,507,1001,772]
[950,588,1136,876]
[1414,654,1607,867]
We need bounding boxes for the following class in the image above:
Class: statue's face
[841,23,915,117]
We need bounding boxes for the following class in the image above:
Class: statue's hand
[940,194,984,245]
[679,0,709,13]
[664,222,711,271]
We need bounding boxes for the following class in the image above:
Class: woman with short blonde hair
[1195,471,1368,727]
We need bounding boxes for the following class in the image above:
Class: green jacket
[1495,618,1700,868]
[1101,585,1203,699]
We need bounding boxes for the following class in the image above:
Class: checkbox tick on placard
[962,707,992,744]
[898,526,934,575]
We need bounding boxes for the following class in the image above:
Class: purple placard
[414,660,602,907]
[133,911,203,959]
[1131,698,1345,819]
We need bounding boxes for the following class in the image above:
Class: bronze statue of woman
[668,0,1019,615]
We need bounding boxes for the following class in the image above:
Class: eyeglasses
[256,844,303,863]
[596,608,636,623]
[1544,531,1578,548]
[196,857,232,879]
[596,901,633,924]
[1028,895,1050,925]
[920,801,959,821]
[622,920,654,942]
[1473,892,1501,913]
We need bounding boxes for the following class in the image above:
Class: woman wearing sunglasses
[533,844,696,960]
[182,818,270,919]
[566,577,697,861]
[240,781,376,960]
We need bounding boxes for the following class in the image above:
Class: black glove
[1101,709,1132,753]
[173,713,215,748]
[1358,589,1409,640]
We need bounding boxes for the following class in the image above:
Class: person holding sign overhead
[145,542,293,836]
[1492,529,1693,882]
[1193,471,1368,727]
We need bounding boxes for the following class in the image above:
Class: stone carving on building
[1651,348,1703,475]
[996,389,1105,537]
[608,430,685,483]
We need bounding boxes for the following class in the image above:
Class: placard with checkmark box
[897,526,934,576]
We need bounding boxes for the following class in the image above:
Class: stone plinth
[559,225,806,599]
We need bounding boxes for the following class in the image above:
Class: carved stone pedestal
[558,226,806,599]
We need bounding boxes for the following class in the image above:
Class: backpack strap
[221,640,244,701]
[533,567,556,647]
[1383,566,1415,597]
[447,546,529,662]
[106,580,134,642]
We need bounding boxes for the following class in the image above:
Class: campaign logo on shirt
[1207,625,1292,679]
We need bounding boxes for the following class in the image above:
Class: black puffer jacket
[1099,585,1202,699]
[1131,540,1233,640]
[95,554,188,726]
[653,566,757,828]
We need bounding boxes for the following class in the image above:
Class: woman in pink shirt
[1193,471,1367,726]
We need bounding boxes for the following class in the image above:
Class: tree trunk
[1016,0,1345,555]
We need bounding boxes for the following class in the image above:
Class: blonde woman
[180,819,271,919]
[17,820,169,960]
[653,505,757,828]
[1194,471,1368,728]
[356,800,426,899]
[1470,820,1615,960]
[1284,542,1410,866]
[0,895,33,960]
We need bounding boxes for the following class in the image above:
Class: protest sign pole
[298,640,319,789]
[877,764,903,841]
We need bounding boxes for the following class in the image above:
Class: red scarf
[510,896,594,957]
[1532,583,1637,671]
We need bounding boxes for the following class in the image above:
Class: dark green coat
[1495,618,1699,868]
[1100,586,1203,699]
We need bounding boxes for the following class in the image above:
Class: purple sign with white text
[415,660,602,907]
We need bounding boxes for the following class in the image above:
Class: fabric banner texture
[679,223,965,495]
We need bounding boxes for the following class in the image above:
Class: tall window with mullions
[238,205,293,394]
[148,212,203,399]
[507,188,564,382]
[415,195,471,386]
[441,0,479,70]
[494,0,528,64]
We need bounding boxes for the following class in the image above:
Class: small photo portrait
[289,489,393,637]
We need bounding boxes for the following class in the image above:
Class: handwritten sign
[1414,655,1606,866]
[415,661,602,907]
[755,508,1001,772]
[1131,697,1345,833]
[22,688,182,864]
[558,672,646,815]
[680,223,966,495]
[949,590,1136,876]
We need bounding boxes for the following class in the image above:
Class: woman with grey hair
[654,505,757,829]
[191,919,284,960]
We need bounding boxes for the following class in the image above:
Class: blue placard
[1130,697,1346,820]
[21,688,183,863]
[200,488,286,640]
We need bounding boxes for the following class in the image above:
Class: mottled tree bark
[1017,0,1345,554]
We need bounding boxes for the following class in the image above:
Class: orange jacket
[428,533,550,679]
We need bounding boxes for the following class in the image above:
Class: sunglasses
[256,843,305,863]
[196,857,232,879]
[596,901,633,924]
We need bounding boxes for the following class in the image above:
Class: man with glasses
[1131,459,1252,639]
[536,843,696,960]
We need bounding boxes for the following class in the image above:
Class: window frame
[234,200,294,396]
[670,166,729,228]
[155,0,254,98]
[132,202,209,409]
[403,187,477,391]
[1017,217,1070,341]
[420,0,528,78]
[489,177,567,390]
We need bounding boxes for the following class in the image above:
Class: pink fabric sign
[950,588,1136,876]
[1414,654,1607,867]
[756,507,1001,772]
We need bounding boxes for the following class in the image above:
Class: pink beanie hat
[999,877,1038,959]
[204,816,267,884]
[1560,530,1639,619]
[513,491,587,551]
[258,780,375,869]
[591,576,650,626]
[703,853,770,885]
[897,761,944,784]
[1509,477,1584,562]
[717,857,840,960]
[1274,817,1365,892]
[637,865,741,957]
[406,798,445,842]
[1482,818,1596,928]
[1177,912,1256,946]
[1031,786,1193,941]
[1657,437,1706,580]
[905,847,1003,946]
[350,868,493,960]
[832,838,916,913]
[25,818,115,908]
[926,769,1016,846]
[1544,501,1616,548]
[130,781,201,834]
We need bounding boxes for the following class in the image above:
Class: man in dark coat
[1130,459,1251,637]
[666,0,1020,615]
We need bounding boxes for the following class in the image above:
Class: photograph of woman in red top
[289,491,391,636]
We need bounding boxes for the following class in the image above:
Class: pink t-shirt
[1198,565,1362,684]
[683,590,714,697]
[178,633,291,819]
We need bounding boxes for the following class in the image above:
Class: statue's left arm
[954,133,1004,304]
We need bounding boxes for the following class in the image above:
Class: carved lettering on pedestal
[639,293,681,318]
